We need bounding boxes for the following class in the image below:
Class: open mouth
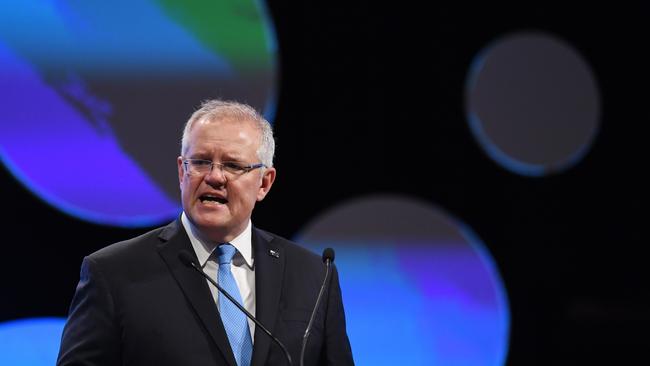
[199,194,227,204]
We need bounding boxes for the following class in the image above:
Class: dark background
[1,2,648,364]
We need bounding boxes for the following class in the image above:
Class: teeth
[200,195,226,204]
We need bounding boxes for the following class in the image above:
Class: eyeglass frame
[182,158,266,178]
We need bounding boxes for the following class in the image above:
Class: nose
[204,163,227,186]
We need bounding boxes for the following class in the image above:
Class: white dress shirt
[181,212,256,340]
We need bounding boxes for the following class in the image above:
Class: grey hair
[180,99,275,167]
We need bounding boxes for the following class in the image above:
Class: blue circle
[295,195,510,365]
[0,0,278,227]
[466,32,600,176]
[0,317,67,366]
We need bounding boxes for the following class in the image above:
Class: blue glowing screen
[0,317,66,365]
[296,196,510,365]
[0,0,277,227]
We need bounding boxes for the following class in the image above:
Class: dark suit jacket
[57,220,354,365]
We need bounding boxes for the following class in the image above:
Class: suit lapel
[157,220,238,366]
[251,228,285,366]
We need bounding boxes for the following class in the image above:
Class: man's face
[177,118,275,242]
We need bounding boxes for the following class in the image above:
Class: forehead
[186,117,261,156]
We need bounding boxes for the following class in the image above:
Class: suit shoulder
[88,224,168,264]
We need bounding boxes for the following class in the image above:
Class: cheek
[232,184,259,204]
[181,177,201,197]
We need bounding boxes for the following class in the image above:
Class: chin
[194,215,228,229]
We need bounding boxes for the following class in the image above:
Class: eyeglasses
[182,159,266,178]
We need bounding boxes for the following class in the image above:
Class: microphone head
[178,250,196,267]
[322,248,335,263]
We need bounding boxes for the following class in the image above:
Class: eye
[191,159,213,167]
[222,161,247,173]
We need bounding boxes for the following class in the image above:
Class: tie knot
[217,243,237,265]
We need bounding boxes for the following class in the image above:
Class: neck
[182,212,248,244]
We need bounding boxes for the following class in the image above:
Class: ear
[256,167,276,201]
[177,156,185,187]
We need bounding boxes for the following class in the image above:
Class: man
[57,100,354,365]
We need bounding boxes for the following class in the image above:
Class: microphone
[299,248,335,366]
[178,251,293,366]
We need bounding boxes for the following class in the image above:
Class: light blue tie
[217,244,253,366]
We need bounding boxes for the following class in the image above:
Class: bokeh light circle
[466,32,600,176]
[295,195,510,365]
[0,0,278,227]
[0,317,66,365]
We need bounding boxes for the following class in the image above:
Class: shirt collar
[180,212,254,268]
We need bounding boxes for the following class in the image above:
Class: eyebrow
[188,152,211,159]
[219,151,250,162]
[188,151,249,163]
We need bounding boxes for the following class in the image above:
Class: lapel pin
[269,249,279,258]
